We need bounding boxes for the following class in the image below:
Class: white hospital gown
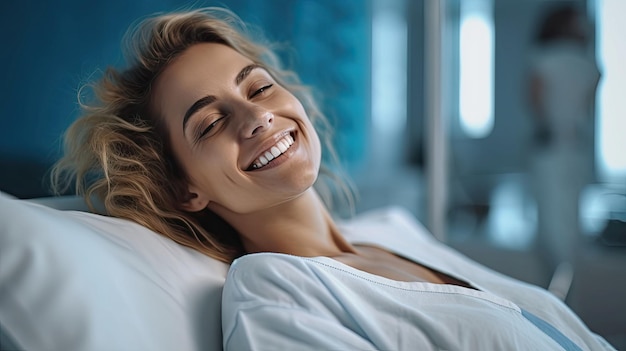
[222,207,615,350]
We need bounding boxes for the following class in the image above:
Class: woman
[52,8,614,351]
[527,4,601,271]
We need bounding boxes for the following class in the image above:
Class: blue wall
[0,0,370,198]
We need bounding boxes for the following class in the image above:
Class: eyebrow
[182,63,262,132]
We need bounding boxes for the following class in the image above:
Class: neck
[213,189,355,257]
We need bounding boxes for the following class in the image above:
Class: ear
[180,185,210,212]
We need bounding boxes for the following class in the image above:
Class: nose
[239,105,274,139]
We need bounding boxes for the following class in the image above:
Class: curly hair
[51,7,348,263]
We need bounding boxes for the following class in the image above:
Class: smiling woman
[152,42,322,224]
[49,7,615,351]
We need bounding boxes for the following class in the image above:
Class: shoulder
[222,253,354,324]
[224,253,320,301]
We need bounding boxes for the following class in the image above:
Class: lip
[243,129,297,171]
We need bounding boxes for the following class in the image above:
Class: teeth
[270,147,281,157]
[250,134,294,170]
[277,142,287,153]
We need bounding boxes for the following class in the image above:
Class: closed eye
[249,84,273,99]
[196,116,226,141]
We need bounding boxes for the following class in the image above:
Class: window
[459,0,494,138]
[371,0,407,136]
[595,0,626,183]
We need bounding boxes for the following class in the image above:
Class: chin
[291,164,319,191]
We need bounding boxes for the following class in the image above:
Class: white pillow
[0,192,228,351]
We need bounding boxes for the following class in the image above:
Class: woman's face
[152,43,321,215]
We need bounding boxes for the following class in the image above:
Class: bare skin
[152,43,469,287]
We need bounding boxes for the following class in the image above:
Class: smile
[248,133,295,171]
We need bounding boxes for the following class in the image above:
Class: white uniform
[222,207,614,350]
[529,40,600,266]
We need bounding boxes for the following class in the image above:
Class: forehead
[162,42,252,83]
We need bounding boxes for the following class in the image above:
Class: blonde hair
[51,7,349,263]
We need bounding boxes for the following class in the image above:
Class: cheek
[169,137,226,196]
[305,119,322,165]
[186,148,235,192]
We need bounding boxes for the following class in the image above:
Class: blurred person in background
[527,3,601,273]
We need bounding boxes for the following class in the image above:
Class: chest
[336,246,474,289]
